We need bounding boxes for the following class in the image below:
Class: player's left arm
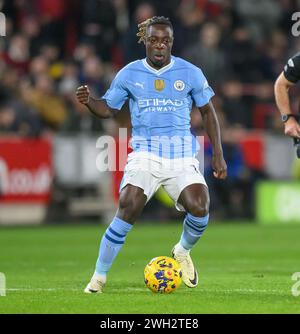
[199,101,227,179]
[274,72,300,138]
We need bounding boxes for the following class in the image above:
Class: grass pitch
[0,222,300,314]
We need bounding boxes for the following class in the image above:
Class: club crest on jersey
[154,79,165,91]
[174,80,185,91]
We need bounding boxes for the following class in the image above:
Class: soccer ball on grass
[144,256,182,294]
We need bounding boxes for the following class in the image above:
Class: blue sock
[95,217,133,275]
[180,213,209,250]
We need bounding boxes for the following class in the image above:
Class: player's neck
[146,57,171,70]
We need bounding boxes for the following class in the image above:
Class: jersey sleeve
[283,52,300,83]
[190,67,215,107]
[102,68,129,110]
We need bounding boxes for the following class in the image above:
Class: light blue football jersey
[102,56,214,159]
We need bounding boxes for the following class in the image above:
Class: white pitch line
[5,287,286,295]
[7,287,148,292]
[7,288,79,292]
[204,288,285,295]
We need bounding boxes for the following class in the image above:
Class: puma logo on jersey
[135,82,144,89]
[288,58,295,67]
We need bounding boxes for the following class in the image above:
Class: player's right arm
[76,67,129,119]
[274,54,300,138]
[76,85,115,119]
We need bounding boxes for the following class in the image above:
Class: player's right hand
[284,117,300,138]
[76,85,90,105]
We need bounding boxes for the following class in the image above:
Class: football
[144,256,182,293]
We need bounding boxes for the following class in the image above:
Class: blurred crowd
[1,0,299,136]
[1,0,300,219]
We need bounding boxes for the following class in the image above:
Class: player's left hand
[284,117,300,138]
[212,154,227,179]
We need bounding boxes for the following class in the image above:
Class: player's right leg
[172,183,210,288]
[84,184,147,293]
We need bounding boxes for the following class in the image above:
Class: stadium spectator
[123,2,156,64]
[2,34,30,75]
[224,25,259,83]
[80,0,118,62]
[0,101,42,137]
[173,0,206,55]
[21,74,67,130]
[29,56,50,79]
[80,55,108,97]
[183,22,225,87]
[221,78,253,128]
[234,0,281,43]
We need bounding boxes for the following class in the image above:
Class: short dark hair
[137,16,173,44]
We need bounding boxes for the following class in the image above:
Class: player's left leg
[177,183,210,249]
[172,183,210,288]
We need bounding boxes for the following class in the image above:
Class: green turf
[0,222,300,314]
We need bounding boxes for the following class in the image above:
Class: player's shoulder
[115,60,142,79]
[287,51,300,68]
[173,56,203,73]
[283,52,300,83]
[173,56,207,86]
[121,59,143,72]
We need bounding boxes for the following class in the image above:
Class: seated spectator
[221,78,253,128]
[204,141,253,219]
[21,74,67,130]
[183,22,225,87]
[80,55,107,96]
[0,101,42,137]
[29,56,50,79]
[2,34,30,75]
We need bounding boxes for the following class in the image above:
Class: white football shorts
[119,151,207,211]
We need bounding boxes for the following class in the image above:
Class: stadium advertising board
[0,137,52,203]
[256,181,300,224]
